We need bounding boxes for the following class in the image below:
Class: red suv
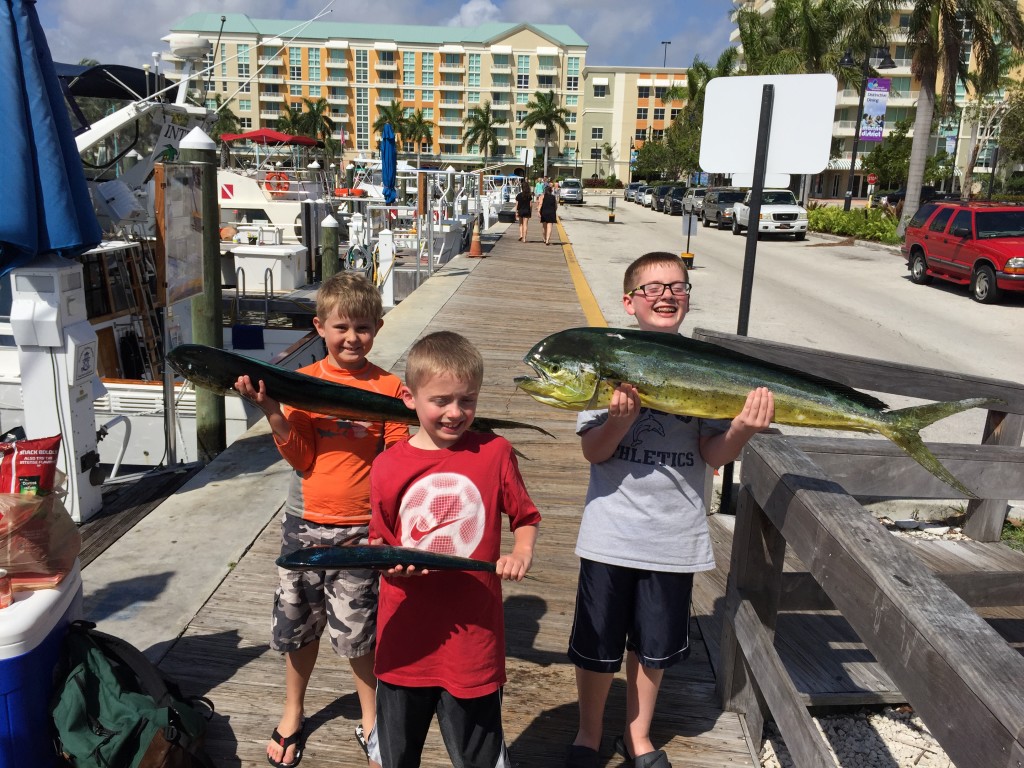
[902,201,1024,303]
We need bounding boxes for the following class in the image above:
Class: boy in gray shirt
[565,252,774,768]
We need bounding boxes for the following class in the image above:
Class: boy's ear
[400,385,416,410]
[312,316,327,338]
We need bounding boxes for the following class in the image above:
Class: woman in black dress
[514,182,533,242]
[539,184,558,245]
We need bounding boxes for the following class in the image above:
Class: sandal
[268,719,306,768]
[355,724,369,757]
[614,735,672,768]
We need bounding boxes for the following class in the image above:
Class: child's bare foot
[268,711,305,767]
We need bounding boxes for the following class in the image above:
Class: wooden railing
[690,328,1024,767]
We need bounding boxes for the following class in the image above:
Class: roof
[170,14,588,49]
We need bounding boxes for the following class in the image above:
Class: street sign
[867,173,878,185]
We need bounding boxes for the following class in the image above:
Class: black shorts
[567,559,693,673]
[372,680,510,768]
[517,210,531,219]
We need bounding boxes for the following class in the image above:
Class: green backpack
[50,621,215,768]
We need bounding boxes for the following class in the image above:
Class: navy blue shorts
[567,559,693,673]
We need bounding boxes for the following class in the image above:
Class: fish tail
[879,398,1000,498]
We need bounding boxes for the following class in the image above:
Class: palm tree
[373,100,407,142]
[522,90,570,178]
[276,103,305,135]
[404,108,436,168]
[737,0,862,77]
[300,97,335,144]
[463,101,507,163]
[601,141,616,177]
[899,0,1024,233]
[208,94,240,168]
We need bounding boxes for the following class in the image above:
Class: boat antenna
[206,15,227,99]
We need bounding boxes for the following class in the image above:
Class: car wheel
[909,252,932,285]
[971,264,1001,304]
[702,213,710,228]
[795,231,806,241]
[732,220,741,235]
[718,215,726,230]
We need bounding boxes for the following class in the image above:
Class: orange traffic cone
[468,214,483,257]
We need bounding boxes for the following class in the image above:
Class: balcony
[536,65,558,76]
[440,133,463,142]
[328,94,349,106]
[261,92,284,102]
[326,58,347,69]
[259,75,284,84]
[375,97,395,106]
[260,110,280,121]
[439,81,464,91]
[490,102,511,111]
[258,55,281,66]
[490,65,512,74]
[375,60,398,71]
[439,63,465,73]
[439,117,464,127]
[326,75,349,84]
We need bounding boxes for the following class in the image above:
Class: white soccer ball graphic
[399,472,484,556]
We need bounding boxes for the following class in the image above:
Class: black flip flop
[268,719,306,768]
[355,724,370,757]
[614,735,672,768]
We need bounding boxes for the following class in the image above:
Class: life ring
[264,172,291,197]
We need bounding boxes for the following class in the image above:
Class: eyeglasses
[627,281,692,299]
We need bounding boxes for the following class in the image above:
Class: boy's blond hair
[405,331,484,392]
[623,251,689,294]
[316,272,383,323]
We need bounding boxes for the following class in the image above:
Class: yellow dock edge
[556,220,607,327]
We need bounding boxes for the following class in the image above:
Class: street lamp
[628,138,635,184]
[841,47,896,211]
[575,143,580,179]
[661,41,671,68]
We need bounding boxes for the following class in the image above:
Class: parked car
[885,186,939,206]
[640,186,655,207]
[732,189,808,240]
[902,201,1024,304]
[702,187,747,229]
[558,177,584,205]
[624,181,643,201]
[666,186,688,215]
[682,188,708,219]
[652,184,675,213]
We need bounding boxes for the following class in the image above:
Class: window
[566,76,578,91]
[538,75,554,89]
[516,110,527,122]
[635,128,646,141]
[468,91,480,103]
[566,112,576,124]
[422,53,434,85]
[403,89,415,101]
[515,127,528,139]
[517,55,530,75]
[594,84,607,97]
[516,92,530,104]
[422,90,433,102]
[308,85,320,97]
[468,53,481,86]
[239,81,250,93]
[591,127,603,139]
[379,88,395,101]
[567,56,580,76]
[403,51,415,85]
[379,51,395,65]
[565,129,575,141]
[444,53,461,68]
[356,87,368,149]
[655,86,666,100]
[928,207,955,232]
[949,209,973,236]
[290,84,302,97]
[307,49,319,83]
[671,108,681,120]
[205,98,218,111]
[590,147,602,159]
[636,107,648,120]
[492,53,509,69]
[239,117,252,129]
[652,128,664,140]
[238,44,250,81]
[517,74,530,89]
[539,55,555,71]
[654,108,665,121]
[422,108,433,120]
[355,49,368,84]
[637,86,650,99]
[492,74,510,88]
[288,47,301,80]
[238,99,251,112]
[221,44,227,77]
[565,94,578,106]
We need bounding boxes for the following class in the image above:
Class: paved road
[558,194,1024,448]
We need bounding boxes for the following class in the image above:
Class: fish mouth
[513,361,595,410]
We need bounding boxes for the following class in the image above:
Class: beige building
[578,66,688,182]
[164,14,588,173]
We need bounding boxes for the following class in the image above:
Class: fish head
[515,329,605,410]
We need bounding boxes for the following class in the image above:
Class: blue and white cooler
[0,559,82,768]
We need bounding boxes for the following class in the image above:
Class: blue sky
[39,0,738,72]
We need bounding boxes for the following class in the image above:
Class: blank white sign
[700,74,837,175]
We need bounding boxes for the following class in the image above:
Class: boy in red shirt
[235,273,409,768]
[367,331,540,768]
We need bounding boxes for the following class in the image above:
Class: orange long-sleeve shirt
[274,358,409,526]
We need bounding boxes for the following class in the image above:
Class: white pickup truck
[732,189,808,240]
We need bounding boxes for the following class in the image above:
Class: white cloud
[446,0,504,27]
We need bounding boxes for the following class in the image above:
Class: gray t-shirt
[575,407,729,573]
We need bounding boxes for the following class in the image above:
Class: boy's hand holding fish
[701,386,775,469]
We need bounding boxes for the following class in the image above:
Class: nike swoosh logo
[409,517,463,543]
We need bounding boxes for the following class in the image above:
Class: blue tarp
[0,0,101,275]
[381,122,397,205]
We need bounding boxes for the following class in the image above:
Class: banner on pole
[860,78,890,142]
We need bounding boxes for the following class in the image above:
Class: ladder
[108,245,162,380]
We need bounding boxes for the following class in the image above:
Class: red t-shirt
[274,358,409,526]
[369,432,541,698]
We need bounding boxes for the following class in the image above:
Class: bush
[807,206,901,245]
[582,177,623,189]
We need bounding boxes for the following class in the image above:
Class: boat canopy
[220,128,320,147]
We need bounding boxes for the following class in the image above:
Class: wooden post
[179,128,225,461]
[321,215,339,279]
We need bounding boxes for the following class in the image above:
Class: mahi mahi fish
[277,545,496,573]
[514,327,1000,498]
[166,344,551,436]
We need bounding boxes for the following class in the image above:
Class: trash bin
[0,560,83,768]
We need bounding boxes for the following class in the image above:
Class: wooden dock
[157,228,759,767]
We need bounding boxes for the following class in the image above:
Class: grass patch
[1002,518,1024,552]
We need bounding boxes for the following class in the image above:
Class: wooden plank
[740,435,1024,768]
[965,411,1024,541]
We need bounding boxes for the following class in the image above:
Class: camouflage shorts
[270,513,378,658]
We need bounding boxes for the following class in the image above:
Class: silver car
[558,178,584,204]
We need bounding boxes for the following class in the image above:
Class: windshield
[562,179,581,188]
[975,210,1024,239]
[693,189,707,197]
[719,191,745,203]
[762,191,798,205]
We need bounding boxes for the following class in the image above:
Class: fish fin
[473,416,555,438]
[879,398,1001,498]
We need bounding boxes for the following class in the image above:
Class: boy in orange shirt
[235,272,408,768]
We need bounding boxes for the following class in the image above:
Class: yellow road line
[556,219,606,327]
